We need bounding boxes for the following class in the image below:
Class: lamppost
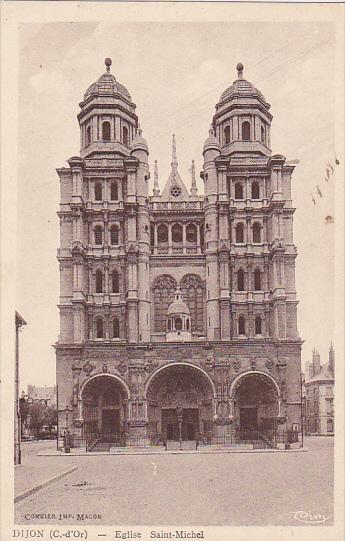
[64,405,72,453]
[177,405,183,450]
[15,311,27,465]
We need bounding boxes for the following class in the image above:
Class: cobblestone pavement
[15,436,333,526]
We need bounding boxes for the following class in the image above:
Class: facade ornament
[117,361,127,376]
[250,359,257,371]
[232,359,241,372]
[83,361,95,376]
[102,363,108,373]
[145,360,158,373]
[265,358,274,371]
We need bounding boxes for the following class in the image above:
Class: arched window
[94,226,103,245]
[152,275,177,332]
[255,316,262,335]
[235,183,244,199]
[86,125,91,146]
[237,269,245,291]
[113,318,120,339]
[96,318,103,339]
[186,224,197,243]
[200,224,204,249]
[253,222,261,243]
[110,182,118,201]
[175,317,182,331]
[122,126,129,146]
[102,121,111,141]
[95,270,103,293]
[167,319,172,331]
[110,225,119,245]
[150,224,155,247]
[186,319,190,331]
[251,181,260,199]
[254,269,261,291]
[94,182,102,201]
[157,224,168,244]
[112,270,119,293]
[172,224,183,243]
[238,316,245,335]
[261,125,265,144]
[242,121,251,141]
[236,223,244,243]
[224,125,230,144]
[180,274,204,333]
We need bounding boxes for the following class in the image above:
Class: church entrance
[146,364,214,441]
[161,408,199,441]
[101,409,120,434]
[240,406,258,430]
[233,372,279,434]
[81,375,128,436]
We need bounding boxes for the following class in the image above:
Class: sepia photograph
[1,2,344,541]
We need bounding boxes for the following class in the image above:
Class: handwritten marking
[293,510,332,524]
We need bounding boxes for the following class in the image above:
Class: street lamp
[177,405,183,451]
[64,405,72,453]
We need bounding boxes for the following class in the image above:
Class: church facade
[56,59,302,447]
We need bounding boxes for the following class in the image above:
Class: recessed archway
[80,374,129,435]
[230,371,280,432]
[145,363,215,440]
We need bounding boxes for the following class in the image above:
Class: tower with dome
[55,60,302,449]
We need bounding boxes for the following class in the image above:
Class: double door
[162,408,199,440]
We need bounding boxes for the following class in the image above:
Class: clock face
[170,184,181,197]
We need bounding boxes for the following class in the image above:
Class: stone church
[56,58,302,448]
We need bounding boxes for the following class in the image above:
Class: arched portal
[231,372,280,432]
[81,375,129,435]
[146,364,214,441]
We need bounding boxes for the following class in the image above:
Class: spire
[190,160,198,196]
[105,57,112,73]
[153,160,160,196]
[236,62,244,80]
[171,134,178,169]
[329,342,335,373]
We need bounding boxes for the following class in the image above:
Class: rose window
[170,185,181,197]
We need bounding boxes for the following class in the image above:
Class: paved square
[15,437,333,526]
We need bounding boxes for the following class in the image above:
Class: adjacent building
[26,385,57,406]
[55,59,302,447]
[305,344,335,435]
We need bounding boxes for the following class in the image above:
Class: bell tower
[78,58,138,159]
[213,63,272,157]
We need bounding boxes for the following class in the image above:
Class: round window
[170,185,181,197]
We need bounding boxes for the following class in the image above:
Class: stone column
[104,264,109,294]
[88,312,93,340]
[182,223,186,253]
[246,217,251,244]
[168,223,172,254]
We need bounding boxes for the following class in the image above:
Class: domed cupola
[78,58,138,159]
[212,63,273,157]
[203,126,221,154]
[130,126,149,162]
[166,287,192,342]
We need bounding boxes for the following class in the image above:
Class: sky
[16,20,338,390]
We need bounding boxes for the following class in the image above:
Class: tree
[27,402,46,438]
[45,405,58,437]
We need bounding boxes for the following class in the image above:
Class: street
[15,437,333,526]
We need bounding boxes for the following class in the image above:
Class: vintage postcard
[1,2,344,541]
